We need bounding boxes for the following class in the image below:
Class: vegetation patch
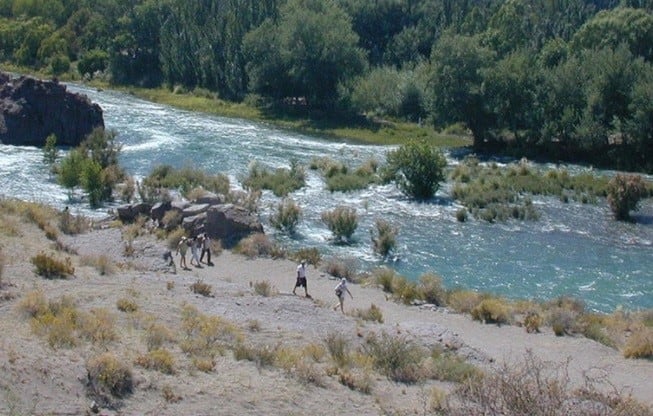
[86,352,133,408]
[242,160,305,197]
[321,206,358,243]
[31,252,74,279]
[135,348,175,374]
[140,165,230,202]
[363,332,426,383]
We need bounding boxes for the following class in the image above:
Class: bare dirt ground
[0,214,651,416]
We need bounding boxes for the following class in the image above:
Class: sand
[0,214,651,416]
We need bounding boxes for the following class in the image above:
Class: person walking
[176,236,189,270]
[332,278,353,313]
[200,233,212,265]
[190,235,202,267]
[292,259,310,297]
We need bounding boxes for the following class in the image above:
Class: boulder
[182,203,210,218]
[182,213,207,236]
[193,191,224,206]
[150,201,172,223]
[0,73,104,147]
[205,204,264,246]
[117,202,152,223]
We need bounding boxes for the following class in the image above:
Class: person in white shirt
[293,259,310,297]
[332,278,353,313]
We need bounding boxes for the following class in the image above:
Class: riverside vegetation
[1,197,652,415]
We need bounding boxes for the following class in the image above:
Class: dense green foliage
[3,0,653,170]
[56,128,124,207]
[383,140,447,200]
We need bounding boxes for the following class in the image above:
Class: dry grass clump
[18,292,117,348]
[324,332,351,368]
[363,332,426,383]
[180,304,242,370]
[234,342,280,369]
[80,254,115,275]
[426,347,481,383]
[161,384,183,403]
[338,369,374,394]
[623,328,653,359]
[190,279,213,297]
[234,233,285,259]
[86,352,133,408]
[447,289,483,314]
[290,247,321,268]
[353,303,384,323]
[31,251,75,279]
[252,280,276,297]
[78,308,118,346]
[322,256,359,281]
[418,272,447,306]
[445,351,652,416]
[371,267,448,306]
[145,322,176,351]
[58,208,90,235]
[471,298,512,325]
[135,348,176,374]
[116,297,139,313]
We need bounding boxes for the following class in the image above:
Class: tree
[427,32,496,148]
[382,140,447,200]
[42,133,58,166]
[57,148,85,199]
[244,0,367,109]
[607,173,648,221]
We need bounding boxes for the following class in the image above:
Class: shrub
[524,311,543,333]
[382,139,447,200]
[339,369,374,394]
[372,267,401,293]
[607,173,648,221]
[135,348,175,374]
[471,298,511,325]
[142,165,230,200]
[145,322,176,351]
[370,219,398,258]
[86,353,133,404]
[363,332,426,383]
[190,280,213,297]
[253,280,275,297]
[234,233,285,259]
[78,308,118,346]
[291,247,321,267]
[58,207,89,235]
[354,304,384,323]
[447,289,482,314]
[233,342,279,368]
[270,198,301,233]
[322,256,359,280]
[31,252,74,279]
[417,273,447,306]
[116,298,139,313]
[623,328,653,359]
[321,206,358,243]
[80,254,115,276]
[324,332,350,368]
[180,304,242,359]
[547,307,578,336]
[428,348,481,383]
[242,160,305,197]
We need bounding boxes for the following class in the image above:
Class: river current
[1,82,651,312]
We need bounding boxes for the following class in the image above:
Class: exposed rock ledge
[0,72,104,147]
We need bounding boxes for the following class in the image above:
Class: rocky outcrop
[116,198,264,247]
[0,73,104,147]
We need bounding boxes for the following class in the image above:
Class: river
[1,82,651,313]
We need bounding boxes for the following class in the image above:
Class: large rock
[0,73,104,147]
[205,204,264,247]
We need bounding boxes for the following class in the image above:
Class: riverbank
[1,202,652,415]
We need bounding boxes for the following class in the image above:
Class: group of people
[293,259,353,313]
[175,233,212,270]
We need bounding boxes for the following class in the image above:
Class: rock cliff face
[0,72,104,147]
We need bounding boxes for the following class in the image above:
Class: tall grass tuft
[363,332,426,383]
[321,206,358,243]
[31,252,75,279]
[370,219,398,258]
[270,198,301,233]
[242,160,305,197]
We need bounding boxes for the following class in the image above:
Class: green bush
[382,139,446,200]
[607,173,648,221]
[321,206,358,243]
[31,252,74,279]
[242,160,305,197]
[141,165,230,201]
[371,219,398,258]
[270,198,301,233]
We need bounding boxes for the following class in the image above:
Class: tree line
[2,0,653,171]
